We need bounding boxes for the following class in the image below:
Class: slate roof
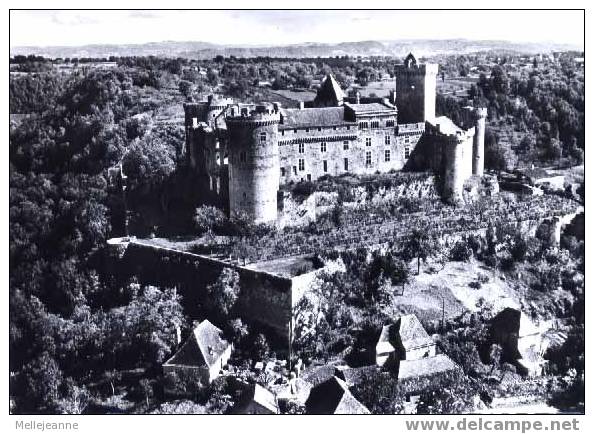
[314,74,345,106]
[232,384,279,414]
[378,314,434,354]
[305,376,370,414]
[164,320,230,369]
[280,106,353,129]
[398,354,460,380]
[397,314,435,352]
[346,102,396,114]
[334,365,379,386]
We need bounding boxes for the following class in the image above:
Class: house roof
[163,320,230,369]
[305,376,370,414]
[280,106,352,129]
[232,384,279,414]
[377,314,434,353]
[314,74,345,106]
[334,365,379,386]
[398,354,460,380]
[345,102,396,115]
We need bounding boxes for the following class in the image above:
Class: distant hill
[10,39,582,59]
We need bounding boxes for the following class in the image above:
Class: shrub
[450,240,473,262]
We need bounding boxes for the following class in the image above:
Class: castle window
[385,135,391,145]
[305,128,310,132]
[298,159,305,171]
[405,137,410,144]
[294,129,298,133]
[307,174,312,181]
[405,146,411,159]
[281,131,285,136]
[366,151,372,167]
[281,167,286,177]
[343,141,349,151]
[385,149,391,162]
[347,126,351,130]
[321,142,327,153]
[333,126,337,131]
[240,151,247,163]
[293,166,297,175]
[260,132,267,143]
[344,158,349,171]
[386,120,395,127]
[365,137,372,147]
[359,121,368,130]
[370,121,379,128]
[323,160,328,172]
[299,143,305,154]
[318,127,322,132]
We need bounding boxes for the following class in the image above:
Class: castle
[182,53,487,223]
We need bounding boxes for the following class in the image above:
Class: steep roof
[280,106,352,129]
[313,74,345,107]
[232,384,279,414]
[397,314,434,351]
[164,320,230,369]
[305,376,370,414]
[398,354,460,380]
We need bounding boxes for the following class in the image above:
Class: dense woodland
[9,52,584,413]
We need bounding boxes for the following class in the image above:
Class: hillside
[10,38,582,59]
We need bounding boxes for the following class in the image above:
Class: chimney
[355,92,361,104]
[299,101,305,110]
[389,90,395,105]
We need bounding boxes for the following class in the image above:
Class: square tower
[394,53,438,124]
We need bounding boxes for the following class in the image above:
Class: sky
[10,10,584,48]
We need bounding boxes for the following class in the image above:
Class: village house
[305,376,370,414]
[231,384,279,414]
[375,314,436,368]
[162,320,232,392]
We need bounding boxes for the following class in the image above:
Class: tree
[55,379,90,414]
[178,80,193,99]
[206,268,241,321]
[139,378,153,409]
[403,230,437,274]
[193,205,227,236]
[252,333,270,360]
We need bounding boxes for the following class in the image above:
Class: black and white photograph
[7,6,587,421]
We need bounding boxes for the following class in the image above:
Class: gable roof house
[305,376,370,415]
[231,384,279,415]
[375,314,436,368]
[163,320,232,394]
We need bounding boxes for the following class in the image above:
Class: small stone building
[375,314,436,368]
[163,319,232,393]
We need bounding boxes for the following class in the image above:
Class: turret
[226,104,281,223]
[472,107,487,176]
[443,133,467,202]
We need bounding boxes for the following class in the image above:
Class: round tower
[472,107,488,176]
[226,104,281,223]
[443,134,466,202]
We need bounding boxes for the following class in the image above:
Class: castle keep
[183,53,487,223]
